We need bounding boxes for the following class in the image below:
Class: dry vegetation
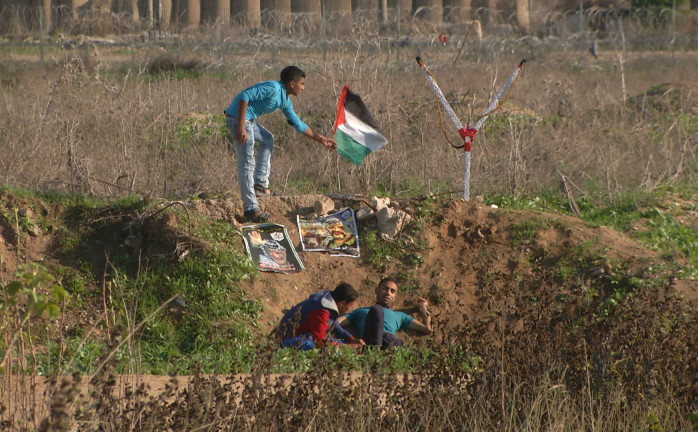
[1,20,696,200]
[1,10,697,432]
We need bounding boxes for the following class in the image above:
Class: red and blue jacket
[277,290,353,345]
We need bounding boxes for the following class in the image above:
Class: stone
[355,206,375,221]
[377,206,412,239]
[27,224,42,237]
[371,196,391,212]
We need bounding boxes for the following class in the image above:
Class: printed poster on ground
[241,223,304,274]
[297,207,360,257]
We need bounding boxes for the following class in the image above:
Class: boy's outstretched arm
[304,127,337,150]
[408,298,433,335]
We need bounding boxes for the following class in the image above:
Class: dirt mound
[2,190,696,349]
[219,195,694,339]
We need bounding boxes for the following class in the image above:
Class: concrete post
[157,0,172,27]
[292,0,321,14]
[174,0,200,26]
[232,0,261,27]
[131,0,139,21]
[387,0,411,21]
[261,0,291,27]
[40,0,51,32]
[516,0,529,32]
[201,0,229,24]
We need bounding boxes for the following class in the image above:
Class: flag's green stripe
[340,110,388,151]
[335,129,372,166]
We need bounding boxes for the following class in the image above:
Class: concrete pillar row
[1,0,640,32]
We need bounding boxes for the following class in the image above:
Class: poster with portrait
[297,207,360,257]
[241,223,304,274]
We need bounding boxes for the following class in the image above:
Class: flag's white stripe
[338,109,387,152]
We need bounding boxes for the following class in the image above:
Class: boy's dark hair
[378,277,399,290]
[280,66,306,84]
[332,282,358,303]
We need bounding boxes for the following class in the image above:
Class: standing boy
[224,66,337,223]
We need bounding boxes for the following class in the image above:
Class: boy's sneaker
[243,209,270,223]
[254,184,275,197]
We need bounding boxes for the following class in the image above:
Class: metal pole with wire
[416,57,527,200]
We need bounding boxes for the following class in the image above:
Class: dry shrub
[147,54,202,75]
[0,35,696,201]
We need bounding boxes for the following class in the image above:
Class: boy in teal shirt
[225,66,337,222]
[339,277,433,348]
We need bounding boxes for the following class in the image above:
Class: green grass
[270,344,481,375]
[30,245,262,375]
[485,184,697,279]
[509,217,549,246]
[482,190,575,213]
[361,229,401,273]
[0,44,61,56]
[369,178,458,198]
[636,207,697,279]
[286,177,333,194]
[169,113,228,150]
[481,112,538,135]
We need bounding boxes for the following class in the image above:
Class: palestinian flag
[333,86,388,166]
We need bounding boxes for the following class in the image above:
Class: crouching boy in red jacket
[277,282,364,350]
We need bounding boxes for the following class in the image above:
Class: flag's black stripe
[343,88,384,134]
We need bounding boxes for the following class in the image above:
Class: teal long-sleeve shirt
[225,80,308,134]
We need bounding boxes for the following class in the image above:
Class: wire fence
[1,4,696,58]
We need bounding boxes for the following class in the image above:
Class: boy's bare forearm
[304,127,337,150]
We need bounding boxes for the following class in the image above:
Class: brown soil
[225,194,697,340]
[3,190,694,342]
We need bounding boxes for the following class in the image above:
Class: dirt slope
[185,193,697,341]
[1,191,696,343]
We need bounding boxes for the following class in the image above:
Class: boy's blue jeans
[226,116,274,212]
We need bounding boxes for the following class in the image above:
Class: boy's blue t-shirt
[226,80,308,134]
[345,307,414,337]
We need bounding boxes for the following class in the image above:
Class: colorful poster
[297,207,360,257]
[241,223,304,274]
